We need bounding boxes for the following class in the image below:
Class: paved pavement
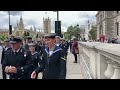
[66,50,83,79]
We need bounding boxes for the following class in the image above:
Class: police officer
[1,39,11,79]
[2,36,33,79]
[31,33,66,79]
[28,43,42,79]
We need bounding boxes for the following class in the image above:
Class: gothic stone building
[43,17,51,34]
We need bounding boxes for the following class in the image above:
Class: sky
[0,11,97,33]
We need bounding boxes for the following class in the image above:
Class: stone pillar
[104,59,114,79]
[111,62,120,79]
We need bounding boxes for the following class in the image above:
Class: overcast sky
[0,11,97,32]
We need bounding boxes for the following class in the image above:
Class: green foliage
[89,26,97,40]
[0,34,8,41]
[64,24,82,40]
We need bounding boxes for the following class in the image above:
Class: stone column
[111,62,120,79]
[104,59,114,79]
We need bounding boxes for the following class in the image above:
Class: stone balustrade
[79,42,120,79]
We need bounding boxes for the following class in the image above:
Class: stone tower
[43,17,51,34]
[14,16,25,36]
[18,16,24,30]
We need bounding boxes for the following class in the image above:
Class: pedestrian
[71,38,79,63]
[55,36,62,47]
[69,40,73,52]
[28,43,42,79]
[2,36,33,79]
[23,36,32,50]
[1,39,11,79]
[31,33,66,79]
[35,39,42,54]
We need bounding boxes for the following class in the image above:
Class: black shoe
[73,61,77,63]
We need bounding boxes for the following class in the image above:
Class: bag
[75,48,79,54]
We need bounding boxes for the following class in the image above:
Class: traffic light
[55,21,61,37]
[9,25,12,35]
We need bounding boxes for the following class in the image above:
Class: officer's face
[29,46,35,52]
[45,38,55,47]
[10,42,21,51]
[4,41,9,46]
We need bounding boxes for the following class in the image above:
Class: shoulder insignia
[61,57,66,61]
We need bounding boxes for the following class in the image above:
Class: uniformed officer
[23,36,32,50]
[1,39,11,79]
[60,39,69,60]
[28,43,42,79]
[31,33,66,79]
[35,39,42,55]
[55,36,62,47]
[2,36,33,79]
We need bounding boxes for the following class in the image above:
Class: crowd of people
[0,33,76,79]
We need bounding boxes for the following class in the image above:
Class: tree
[64,24,82,40]
[89,26,97,40]
[0,34,5,41]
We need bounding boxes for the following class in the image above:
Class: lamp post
[53,11,59,21]
[8,11,12,35]
[57,11,59,21]
[53,11,61,37]
[8,11,10,28]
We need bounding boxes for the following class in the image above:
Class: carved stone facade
[96,11,120,40]
[0,16,42,39]
[0,29,9,36]
[14,16,25,36]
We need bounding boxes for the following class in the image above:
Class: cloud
[4,11,23,16]
[0,11,97,33]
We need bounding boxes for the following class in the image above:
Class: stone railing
[79,42,120,79]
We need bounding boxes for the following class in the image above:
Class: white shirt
[13,47,21,53]
[56,43,60,46]
[49,50,53,56]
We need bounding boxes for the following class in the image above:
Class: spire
[34,25,36,32]
[17,20,18,27]
[18,15,24,30]
[30,26,33,31]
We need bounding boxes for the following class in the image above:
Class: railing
[79,42,120,79]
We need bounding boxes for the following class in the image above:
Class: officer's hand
[5,66,10,73]
[31,71,36,79]
[10,67,17,73]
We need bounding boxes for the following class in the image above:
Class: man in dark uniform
[28,43,42,79]
[1,39,11,79]
[2,36,33,79]
[60,39,69,60]
[23,36,32,50]
[31,33,66,79]
[35,39,42,55]
[40,36,46,58]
